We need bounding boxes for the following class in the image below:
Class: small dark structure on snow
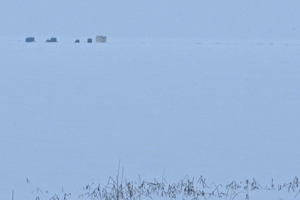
[87,38,92,43]
[75,39,80,43]
[25,37,35,42]
[46,37,57,43]
[96,36,107,43]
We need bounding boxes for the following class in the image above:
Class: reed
[24,166,300,200]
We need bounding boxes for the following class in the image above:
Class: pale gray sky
[1,0,300,39]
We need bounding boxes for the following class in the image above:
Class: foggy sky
[1,0,300,40]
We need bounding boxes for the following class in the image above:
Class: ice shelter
[50,38,57,42]
[87,38,92,43]
[46,37,57,42]
[25,37,35,42]
[96,36,107,43]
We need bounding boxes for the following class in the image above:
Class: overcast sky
[1,0,300,40]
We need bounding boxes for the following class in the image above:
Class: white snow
[1,37,300,200]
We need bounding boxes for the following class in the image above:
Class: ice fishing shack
[25,37,35,42]
[96,36,107,43]
[46,37,57,42]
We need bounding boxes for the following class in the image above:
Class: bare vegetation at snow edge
[25,162,300,200]
[28,172,300,200]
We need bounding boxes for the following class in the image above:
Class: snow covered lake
[1,38,300,200]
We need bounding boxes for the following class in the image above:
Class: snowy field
[1,38,300,200]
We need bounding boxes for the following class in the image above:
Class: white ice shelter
[96,36,107,43]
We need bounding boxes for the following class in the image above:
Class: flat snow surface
[1,38,300,200]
